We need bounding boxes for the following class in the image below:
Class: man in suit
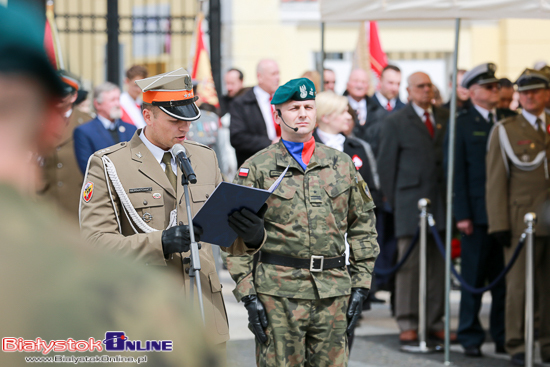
[443,69,472,112]
[230,59,280,167]
[445,63,516,357]
[221,68,248,116]
[344,69,386,154]
[73,82,136,173]
[79,69,265,362]
[377,71,452,344]
[372,65,406,112]
[323,68,336,92]
[486,69,550,366]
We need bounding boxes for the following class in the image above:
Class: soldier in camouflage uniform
[226,78,379,367]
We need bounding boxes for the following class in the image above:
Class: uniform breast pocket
[324,181,350,225]
[189,184,216,212]
[128,192,166,230]
[266,185,297,224]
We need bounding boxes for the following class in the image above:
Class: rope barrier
[373,228,419,276]
[428,214,526,295]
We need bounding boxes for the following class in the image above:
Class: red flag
[191,13,219,108]
[369,21,387,78]
[44,1,64,70]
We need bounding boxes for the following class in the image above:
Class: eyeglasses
[481,83,501,91]
[414,83,433,89]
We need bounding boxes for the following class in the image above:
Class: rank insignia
[83,181,94,203]
[352,155,363,170]
[239,167,249,177]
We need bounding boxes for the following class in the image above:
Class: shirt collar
[411,102,433,118]
[522,109,546,128]
[473,104,497,122]
[97,114,116,130]
[347,95,365,110]
[316,128,345,152]
[254,85,271,102]
[139,128,172,165]
[375,91,390,107]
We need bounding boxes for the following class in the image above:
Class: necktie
[269,96,281,138]
[162,152,177,190]
[488,112,494,124]
[424,111,434,138]
[386,101,393,111]
[536,118,545,140]
[108,124,120,144]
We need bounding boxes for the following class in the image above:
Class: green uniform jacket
[486,113,550,237]
[227,141,379,301]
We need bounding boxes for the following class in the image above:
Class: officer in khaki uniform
[38,70,92,218]
[79,69,266,357]
[486,69,550,365]
[226,78,379,367]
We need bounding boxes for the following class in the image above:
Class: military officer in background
[445,63,516,357]
[38,70,92,218]
[0,4,219,366]
[225,78,379,366]
[79,68,266,361]
[486,69,550,366]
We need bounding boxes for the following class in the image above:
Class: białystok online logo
[2,332,173,355]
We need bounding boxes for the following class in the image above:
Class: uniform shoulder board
[184,140,213,151]
[93,142,127,157]
[456,109,468,118]
[499,115,517,125]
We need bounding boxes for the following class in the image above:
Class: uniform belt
[259,251,345,272]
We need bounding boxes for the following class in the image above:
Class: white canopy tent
[318,1,548,365]
[320,0,550,21]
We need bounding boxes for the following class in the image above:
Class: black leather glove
[161,225,203,256]
[346,288,370,336]
[242,295,268,344]
[492,230,512,248]
[228,204,268,248]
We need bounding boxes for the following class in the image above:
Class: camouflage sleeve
[224,162,260,302]
[346,161,380,289]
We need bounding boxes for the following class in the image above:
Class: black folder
[193,166,288,247]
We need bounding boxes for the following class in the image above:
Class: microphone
[171,144,197,184]
[277,109,298,132]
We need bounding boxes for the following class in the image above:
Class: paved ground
[220,269,547,367]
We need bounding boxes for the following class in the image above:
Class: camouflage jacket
[227,140,379,301]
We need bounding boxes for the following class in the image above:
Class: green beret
[271,78,316,105]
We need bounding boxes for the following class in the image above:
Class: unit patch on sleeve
[83,181,94,203]
[238,167,250,177]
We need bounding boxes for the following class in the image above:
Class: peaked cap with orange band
[135,68,201,121]
[58,69,80,96]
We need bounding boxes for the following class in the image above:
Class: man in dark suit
[229,59,280,167]
[220,68,248,116]
[444,63,516,357]
[443,69,472,112]
[377,71,451,344]
[73,82,136,173]
[344,69,386,153]
[372,65,406,112]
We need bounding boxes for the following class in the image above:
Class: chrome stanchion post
[402,198,437,353]
[524,213,536,367]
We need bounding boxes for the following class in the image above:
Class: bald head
[407,72,433,109]
[257,59,280,95]
[346,69,369,101]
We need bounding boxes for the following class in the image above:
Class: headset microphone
[277,109,298,132]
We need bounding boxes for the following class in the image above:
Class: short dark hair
[227,68,243,81]
[126,65,148,80]
[381,65,401,76]
[499,78,514,88]
[141,102,158,118]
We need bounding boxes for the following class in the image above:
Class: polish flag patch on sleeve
[238,167,249,177]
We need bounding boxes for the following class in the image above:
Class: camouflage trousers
[255,293,349,367]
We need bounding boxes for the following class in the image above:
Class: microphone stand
[181,172,205,325]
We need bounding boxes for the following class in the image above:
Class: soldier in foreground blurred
[226,78,379,366]
[0,3,218,366]
[486,69,550,366]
